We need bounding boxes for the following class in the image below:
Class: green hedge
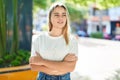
[0,50,30,68]
[90,32,103,39]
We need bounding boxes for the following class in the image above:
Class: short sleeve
[68,36,78,56]
[30,35,39,57]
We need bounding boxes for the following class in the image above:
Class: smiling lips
[57,22,63,24]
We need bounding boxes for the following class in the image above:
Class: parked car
[115,35,120,41]
[103,33,111,40]
[77,30,89,37]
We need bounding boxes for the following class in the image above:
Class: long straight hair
[48,3,70,45]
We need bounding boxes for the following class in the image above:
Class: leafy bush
[90,32,103,39]
[0,58,4,64]
[0,58,5,67]
[0,59,3,64]
[16,56,23,61]
[0,50,30,68]
[11,60,21,66]
[4,55,13,63]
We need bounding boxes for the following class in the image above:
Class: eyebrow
[53,12,66,14]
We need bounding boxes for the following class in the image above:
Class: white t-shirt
[31,32,78,61]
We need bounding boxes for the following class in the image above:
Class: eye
[63,15,66,16]
[54,15,59,16]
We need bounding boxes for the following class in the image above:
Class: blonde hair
[48,3,70,45]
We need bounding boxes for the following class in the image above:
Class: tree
[0,0,32,67]
[66,0,120,10]
[0,0,32,58]
[0,0,6,57]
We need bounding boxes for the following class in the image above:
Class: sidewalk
[74,37,120,80]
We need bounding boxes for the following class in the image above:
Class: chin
[58,26,64,29]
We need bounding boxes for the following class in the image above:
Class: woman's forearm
[30,64,68,75]
[30,64,56,73]
[42,59,77,73]
[29,53,77,73]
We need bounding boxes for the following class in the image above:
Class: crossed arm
[29,52,78,75]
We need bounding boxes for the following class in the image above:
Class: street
[71,37,120,80]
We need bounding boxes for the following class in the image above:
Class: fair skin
[49,6,67,36]
[30,52,78,75]
[29,6,78,75]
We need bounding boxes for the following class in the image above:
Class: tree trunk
[0,0,7,57]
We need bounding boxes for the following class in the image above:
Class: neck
[49,28,63,37]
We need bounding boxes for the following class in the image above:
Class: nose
[58,15,64,20]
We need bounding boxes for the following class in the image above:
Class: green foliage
[0,58,4,64]
[16,56,23,62]
[4,55,13,63]
[0,50,30,68]
[17,50,27,59]
[11,60,21,66]
[0,0,32,68]
[90,32,103,39]
[33,0,48,9]
[66,0,120,9]
[67,5,79,19]
[0,0,19,58]
[0,58,4,67]
[66,3,86,22]
[17,50,30,64]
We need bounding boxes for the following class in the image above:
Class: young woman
[29,2,78,80]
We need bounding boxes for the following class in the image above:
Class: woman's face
[51,6,67,29]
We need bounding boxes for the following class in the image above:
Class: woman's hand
[29,52,44,65]
[63,54,78,62]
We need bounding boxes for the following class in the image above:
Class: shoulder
[69,34,78,43]
[68,34,78,46]
[32,31,47,42]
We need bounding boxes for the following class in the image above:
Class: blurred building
[87,4,120,40]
